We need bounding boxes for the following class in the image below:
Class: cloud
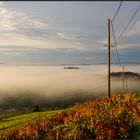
[0,7,52,48]
[56,32,81,46]
[0,8,47,31]
[0,7,85,50]
[0,1,3,6]
[57,32,78,40]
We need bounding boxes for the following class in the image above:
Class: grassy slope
[0,109,63,131]
[0,93,140,139]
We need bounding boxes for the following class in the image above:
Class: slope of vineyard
[0,93,140,139]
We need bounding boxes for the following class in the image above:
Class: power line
[103,1,123,47]
[111,21,122,67]
[118,12,140,43]
[117,5,140,42]
[110,34,121,71]
[112,1,123,22]
[107,1,123,73]
[111,48,122,71]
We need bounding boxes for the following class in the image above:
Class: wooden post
[108,19,111,98]
[126,74,128,92]
[122,65,125,94]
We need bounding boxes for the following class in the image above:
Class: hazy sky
[0,1,139,65]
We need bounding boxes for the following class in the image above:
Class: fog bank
[0,64,139,112]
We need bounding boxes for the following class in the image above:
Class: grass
[0,109,64,131]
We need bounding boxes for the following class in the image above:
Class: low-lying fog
[0,64,140,112]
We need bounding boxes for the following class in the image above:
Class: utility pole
[108,19,111,98]
[122,65,125,94]
[126,74,128,92]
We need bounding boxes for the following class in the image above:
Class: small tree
[32,105,40,112]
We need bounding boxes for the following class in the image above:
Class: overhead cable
[112,1,123,22]
[118,13,140,43]
[111,21,122,67]
[117,5,140,42]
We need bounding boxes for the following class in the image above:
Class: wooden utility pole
[122,65,125,94]
[126,74,128,92]
[108,19,111,98]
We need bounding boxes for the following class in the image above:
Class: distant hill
[64,66,79,69]
[111,71,140,79]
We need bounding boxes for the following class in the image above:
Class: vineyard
[0,93,140,139]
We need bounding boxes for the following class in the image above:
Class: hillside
[0,110,63,131]
[111,71,140,79]
[0,93,140,139]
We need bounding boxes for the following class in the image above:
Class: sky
[0,1,139,65]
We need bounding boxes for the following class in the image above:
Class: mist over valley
[0,64,139,112]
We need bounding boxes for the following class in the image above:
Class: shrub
[32,105,40,112]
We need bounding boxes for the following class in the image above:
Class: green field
[0,109,63,131]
